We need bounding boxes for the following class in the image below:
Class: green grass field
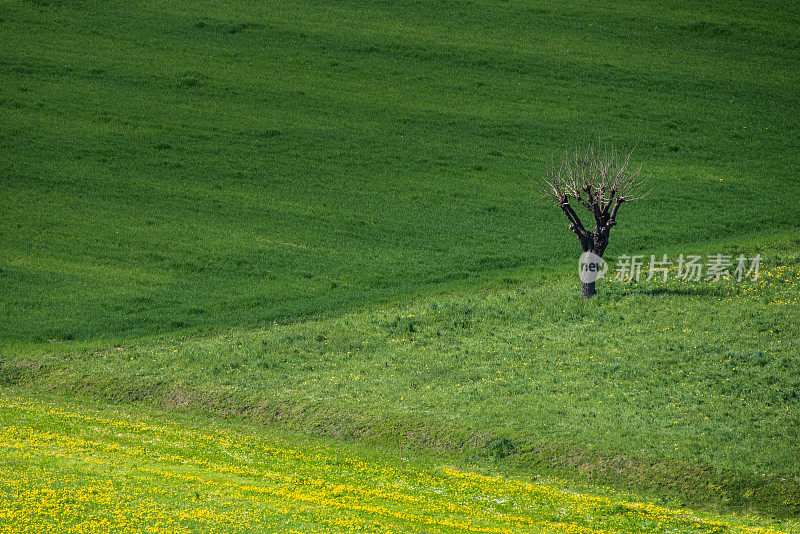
[2,394,798,533]
[7,235,800,518]
[1,0,799,342]
[1,0,800,530]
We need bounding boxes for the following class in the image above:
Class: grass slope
[2,394,797,534]
[6,236,799,517]
[2,0,799,524]
[1,0,799,343]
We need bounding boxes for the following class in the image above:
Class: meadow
[6,234,800,517]
[1,0,799,343]
[1,0,800,529]
[1,394,798,533]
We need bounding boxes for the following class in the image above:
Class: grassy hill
[5,234,799,518]
[1,0,799,528]
[1,0,799,343]
[4,394,799,533]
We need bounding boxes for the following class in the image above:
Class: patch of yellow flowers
[0,396,795,533]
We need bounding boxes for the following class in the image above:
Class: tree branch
[607,196,624,227]
[535,141,649,252]
[560,200,587,236]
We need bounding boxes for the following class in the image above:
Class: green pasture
[1,0,798,343]
[6,237,799,516]
[2,394,798,533]
[1,0,799,524]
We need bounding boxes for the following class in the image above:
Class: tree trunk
[580,246,603,299]
[580,280,596,299]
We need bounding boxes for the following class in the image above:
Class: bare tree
[537,142,650,298]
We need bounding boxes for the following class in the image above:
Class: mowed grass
[7,236,799,516]
[1,0,799,343]
[2,394,798,534]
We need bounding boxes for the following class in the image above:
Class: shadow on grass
[641,286,728,296]
[609,283,736,298]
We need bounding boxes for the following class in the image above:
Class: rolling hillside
[1,0,799,529]
[1,0,799,343]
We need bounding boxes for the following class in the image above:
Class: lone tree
[537,142,650,299]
